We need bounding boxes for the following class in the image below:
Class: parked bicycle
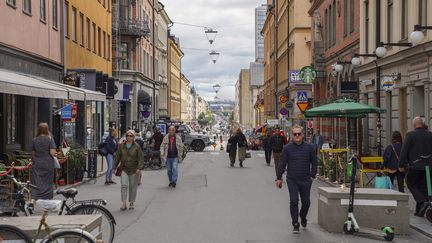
[143,144,163,170]
[0,199,98,243]
[3,174,116,243]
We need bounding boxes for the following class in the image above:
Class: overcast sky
[164,0,265,101]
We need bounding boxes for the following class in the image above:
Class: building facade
[190,87,198,122]
[168,35,183,121]
[263,1,276,120]
[250,62,264,128]
[356,0,432,154]
[255,4,267,61]
[180,74,191,123]
[309,0,360,149]
[237,69,252,129]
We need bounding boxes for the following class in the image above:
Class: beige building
[236,69,253,129]
[180,74,191,123]
[276,0,312,123]
[168,35,183,121]
[356,0,432,154]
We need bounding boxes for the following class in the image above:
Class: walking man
[400,117,432,217]
[262,130,273,166]
[311,128,324,152]
[161,126,185,188]
[276,125,317,234]
[270,128,287,177]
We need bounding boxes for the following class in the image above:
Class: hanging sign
[382,76,395,91]
[299,66,317,83]
[279,95,288,104]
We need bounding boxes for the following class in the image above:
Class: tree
[198,112,208,126]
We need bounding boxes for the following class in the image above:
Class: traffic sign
[296,91,308,103]
[382,76,395,91]
[297,102,309,112]
[285,101,294,109]
[299,66,317,83]
[279,95,288,104]
[307,120,314,129]
[280,108,288,116]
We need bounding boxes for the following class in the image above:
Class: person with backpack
[236,128,248,168]
[382,131,405,192]
[104,128,118,185]
[270,127,288,177]
[262,130,273,166]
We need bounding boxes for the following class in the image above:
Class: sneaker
[301,218,307,228]
[109,181,117,184]
[105,181,111,185]
[169,182,173,187]
[292,223,300,234]
[230,163,234,167]
[172,182,176,188]
[240,161,243,167]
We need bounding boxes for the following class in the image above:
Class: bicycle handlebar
[5,174,38,189]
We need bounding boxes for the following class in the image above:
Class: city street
[70,150,431,243]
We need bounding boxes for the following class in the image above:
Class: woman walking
[236,128,248,168]
[31,123,57,199]
[114,130,144,210]
[383,131,405,192]
[228,131,238,167]
[105,128,118,185]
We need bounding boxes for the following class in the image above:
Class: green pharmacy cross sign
[299,66,317,84]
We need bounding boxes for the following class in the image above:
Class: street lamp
[205,28,218,45]
[212,84,221,94]
[410,24,432,45]
[351,53,377,67]
[375,42,412,58]
[209,51,220,64]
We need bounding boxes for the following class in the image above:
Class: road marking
[340,199,397,207]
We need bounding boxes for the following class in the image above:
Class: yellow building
[276,0,312,121]
[168,35,183,121]
[65,0,112,74]
[181,74,191,123]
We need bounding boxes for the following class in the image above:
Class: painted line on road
[340,199,397,207]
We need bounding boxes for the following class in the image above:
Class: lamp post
[410,24,432,45]
[375,42,413,58]
[205,28,218,45]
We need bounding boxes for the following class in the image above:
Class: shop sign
[299,66,317,83]
[289,70,302,83]
[382,76,395,91]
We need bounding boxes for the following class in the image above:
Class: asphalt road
[70,149,432,243]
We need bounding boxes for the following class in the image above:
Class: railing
[113,18,150,37]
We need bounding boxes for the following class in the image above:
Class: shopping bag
[375,175,392,189]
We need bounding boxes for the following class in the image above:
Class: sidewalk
[317,176,432,238]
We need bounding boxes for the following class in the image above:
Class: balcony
[113,18,150,38]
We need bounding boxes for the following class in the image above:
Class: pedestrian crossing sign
[296,91,308,103]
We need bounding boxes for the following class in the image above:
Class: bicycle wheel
[0,224,32,243]
[45,230,96,243]
[70,204,115,243]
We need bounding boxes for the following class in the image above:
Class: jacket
[400,128,432,170]
[277,141,317,180]
[161,134,185,162]
[236,133,248,148]
[262,135,272,151]
[151,132,164,150]
[311,134,324,149]
[270,134,286,153]
[105,135,118,155]
[383,143,402,169]
[114,143,144,175]
[227,135,238,151]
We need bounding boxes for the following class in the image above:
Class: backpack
[98,142,108,156]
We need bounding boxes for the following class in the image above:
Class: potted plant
[326,157,336,182]
[65,143,86,184]
[318,156,325,176]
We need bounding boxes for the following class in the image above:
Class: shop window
[6,95,17,145]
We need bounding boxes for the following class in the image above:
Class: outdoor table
[0,215,102,241]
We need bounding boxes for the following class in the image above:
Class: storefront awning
[0,69,106,102]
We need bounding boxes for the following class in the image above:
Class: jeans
[388,171,405,193]
[121,171,138,203]
[273,152,281,177]
[105,154,114,182]
[166,157,179,183]
[265,149,272,164]
[287,178,312,225]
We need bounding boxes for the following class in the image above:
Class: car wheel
[191,140,205,152]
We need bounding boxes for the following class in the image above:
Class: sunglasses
[293,133,302,136]
[126,134,134,137]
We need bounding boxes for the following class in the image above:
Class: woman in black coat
[227,132,238,167]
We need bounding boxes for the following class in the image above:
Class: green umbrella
[305,98,386,149]
[305,98,386,118]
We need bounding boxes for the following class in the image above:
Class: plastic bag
[375,175,392,189]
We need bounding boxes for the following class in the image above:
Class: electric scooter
[343,154,395,241]
[412,155,432,223]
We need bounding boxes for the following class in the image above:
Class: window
[325,9,328,49]
[343,0,348,36]
[86,18,91,49]
[64,1,69,37]
[79,13,84,46]
[23,0,31,14]
[6,95,17,145]
[349,0,354,32]
[419,0,427,26]
[40,0,46,22]
[119,43,129,69]
[365,0,369,53]
[387,0,393,42]
[71,7,77,41]
[103,31,106,58]
[332,0,336,46]
[52,0,58,28]
[107,35,111,60]
[401,0,408,39]
[102,0,105,7]
[98,27,101,56]
[92,23,96,52]
[7,0,16,7]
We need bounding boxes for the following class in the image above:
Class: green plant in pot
[66,143,86,184]
[326,157,336,182]
[318,156,324,176]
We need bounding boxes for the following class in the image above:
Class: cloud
[164,0,265,101]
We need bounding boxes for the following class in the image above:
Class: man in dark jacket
[270,128,287,177]
[262,131,273,166]
[150,128,164,151]
[400,117,432,217]
[276,125,317,234]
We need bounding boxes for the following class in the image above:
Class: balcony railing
[113,18,150,38]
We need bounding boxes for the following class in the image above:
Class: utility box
[318,187,410,234]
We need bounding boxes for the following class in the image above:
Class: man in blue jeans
[276,125,317,234]
[161,126,185,188]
